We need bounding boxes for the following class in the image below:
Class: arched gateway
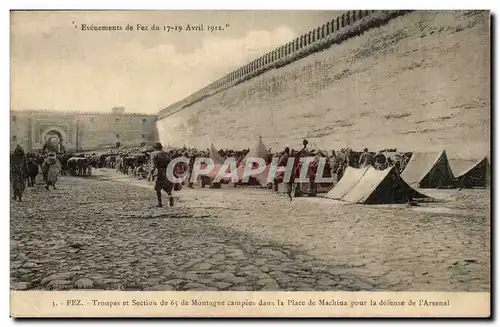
[40,126,68,153]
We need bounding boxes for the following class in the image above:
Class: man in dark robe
[10,145,27,202]
[187,153,196,189]
[152,142,174,207]
[26,154,39,187]
[287,142,308,201]
[278,147,290,167]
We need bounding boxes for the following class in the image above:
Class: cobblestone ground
[10,169,490,292]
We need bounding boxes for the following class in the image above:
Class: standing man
[26,154,39,187]
[359,148,374,168]
[289,140,309,201]
[300,139,309,155]
[278,147,290,166]
[187,153,196,189]
[10,145,27,202]
[275,147,290,192]
[42,152,49,183]
[152,142,174,207]
[42,152,61,190]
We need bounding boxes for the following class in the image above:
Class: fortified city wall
[10,108,158,152]
[155,10,490,159]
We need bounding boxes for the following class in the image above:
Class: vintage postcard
[9,9,491,318]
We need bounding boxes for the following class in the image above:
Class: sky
[10,10,340,114]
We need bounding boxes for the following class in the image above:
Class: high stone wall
[156,11,490,158]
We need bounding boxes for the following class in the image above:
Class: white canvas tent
[400,150,456,188]
[326,166,429,204]
[449,156,489,188]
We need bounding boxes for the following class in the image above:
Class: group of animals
[21,146,413,194]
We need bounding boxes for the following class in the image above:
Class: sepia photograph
[9,8,491,318]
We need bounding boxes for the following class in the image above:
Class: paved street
[11,169,490,292]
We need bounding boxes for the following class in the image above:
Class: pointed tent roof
[449,157,488,178]
[209,143,225,166]
[449,156,489,188]
[235,137,271,184]
[242,137,270,163]
[400,150,456,188]
[205,143,233,180]
[326,166,429,204]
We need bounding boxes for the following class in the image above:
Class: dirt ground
[10,169,490,292]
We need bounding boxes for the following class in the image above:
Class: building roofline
[10,109,157,117]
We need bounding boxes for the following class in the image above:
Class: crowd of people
[10,139,412,204]
[88,139,412,203]
[102,140,410,180]
[10,145,63,201]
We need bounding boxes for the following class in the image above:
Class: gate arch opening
[41,127,67,153]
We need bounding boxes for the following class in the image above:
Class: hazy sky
[11,10,340,114]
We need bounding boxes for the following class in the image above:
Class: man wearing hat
[152,142,174,207]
